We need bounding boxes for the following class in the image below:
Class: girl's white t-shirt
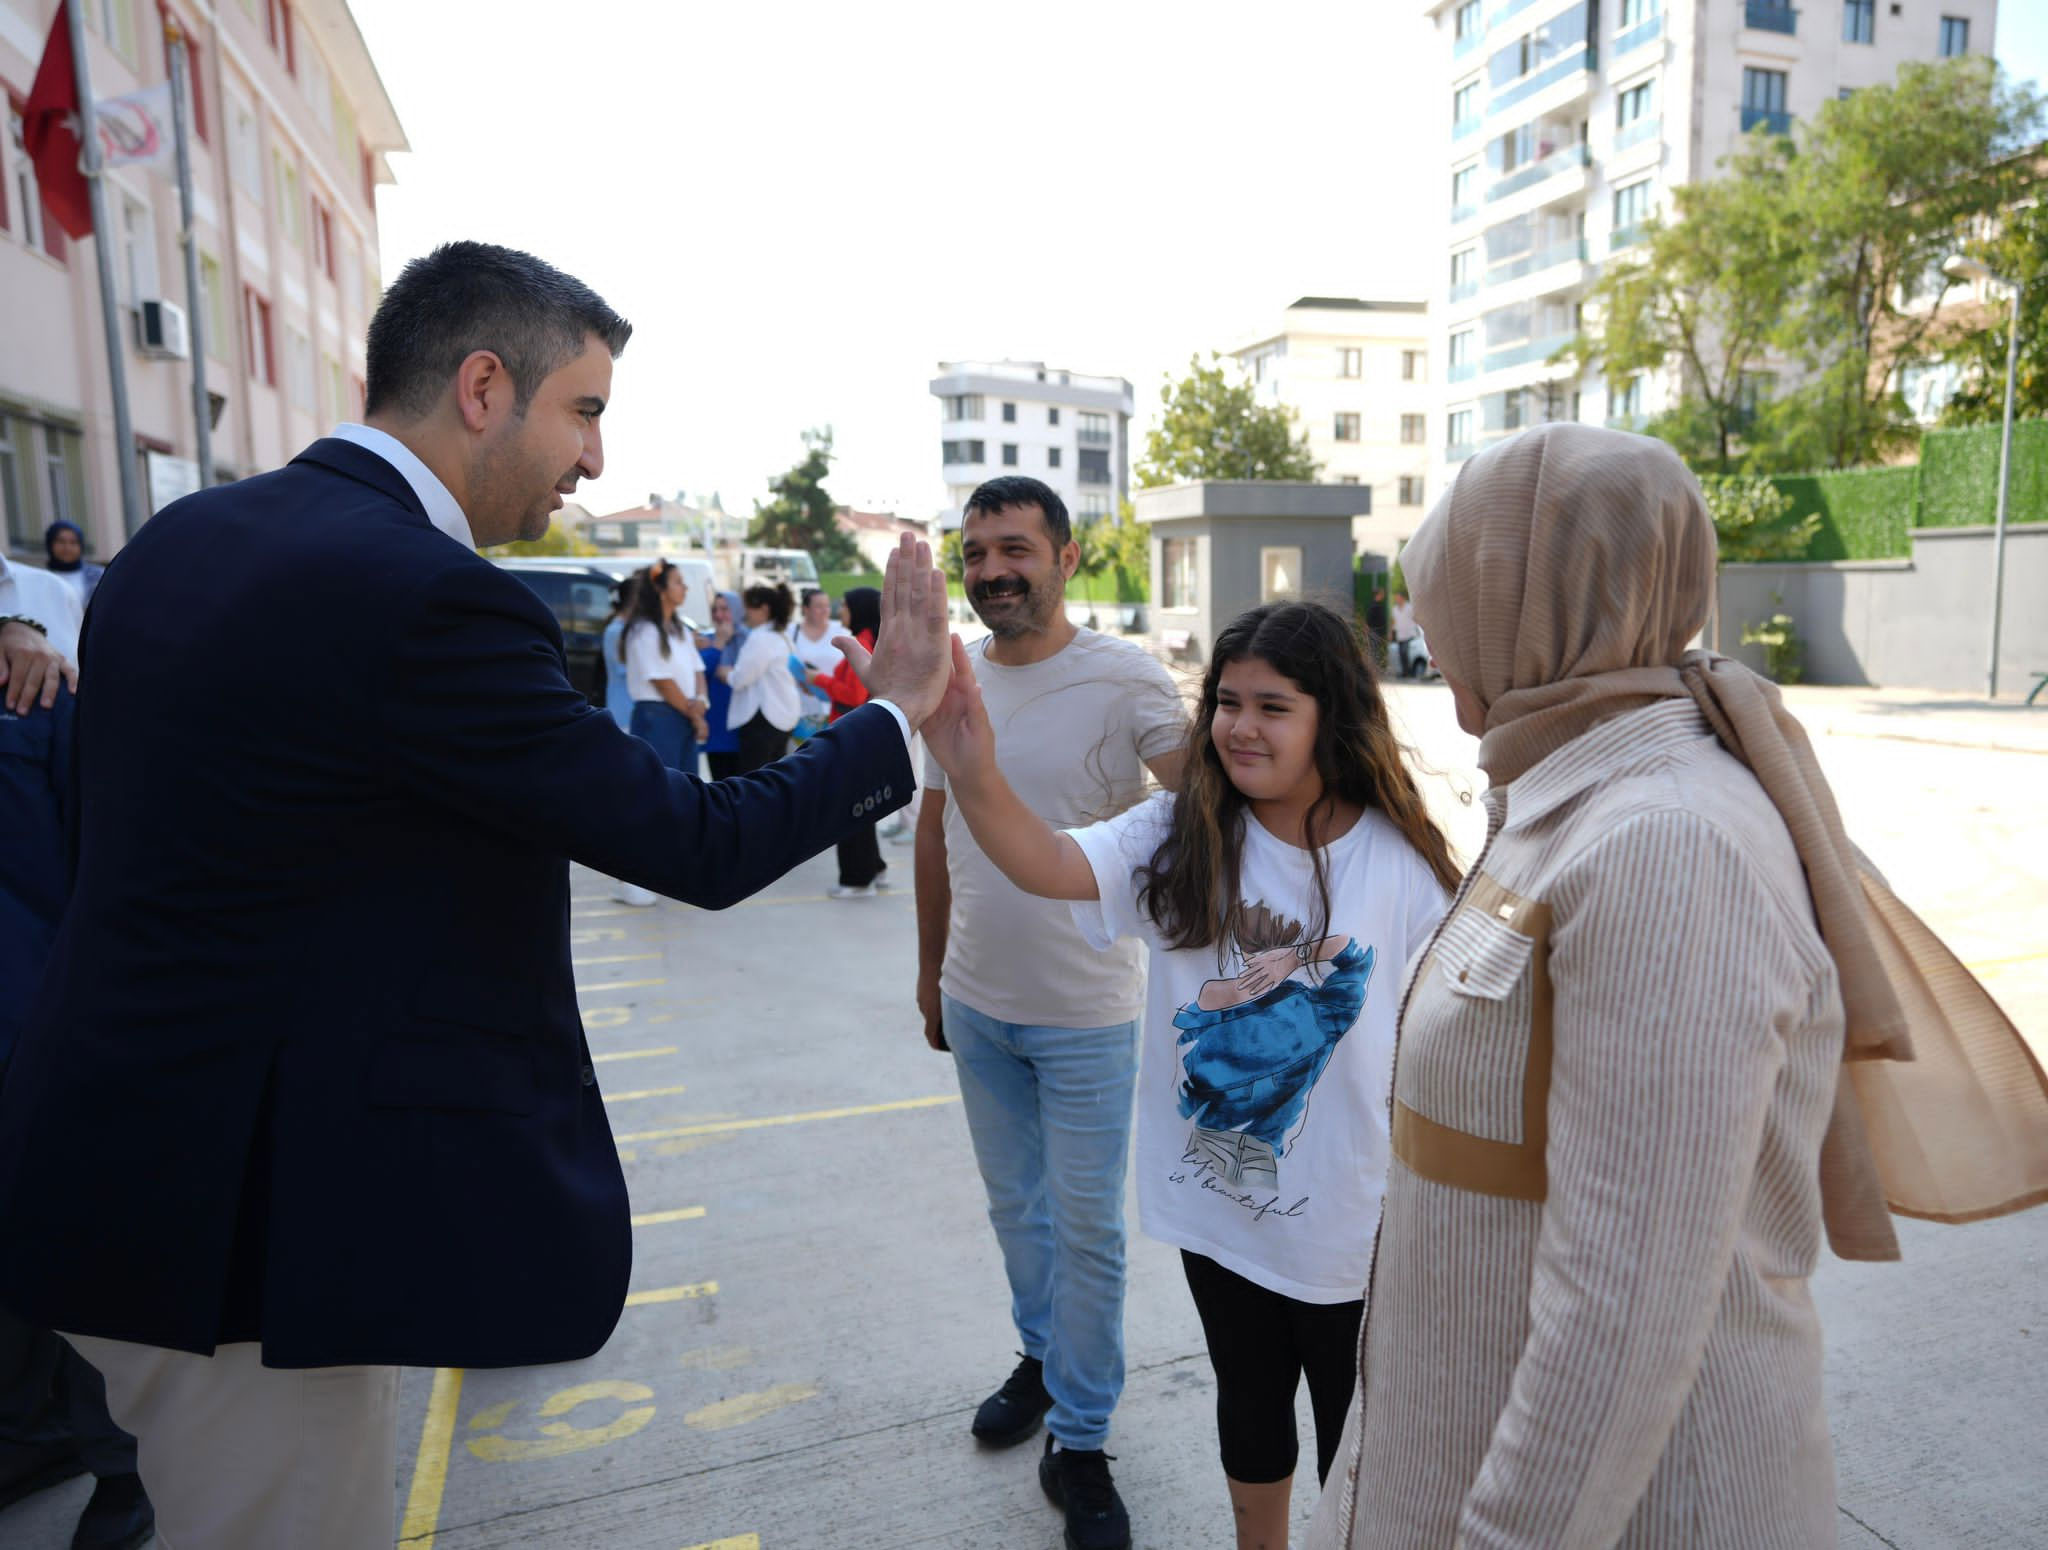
[624,620,704,704]
[1069,793,1447,1303]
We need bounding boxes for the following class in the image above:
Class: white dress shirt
[328,422,476,551]
[0,554,85,661]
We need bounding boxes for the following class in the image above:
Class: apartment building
[1,0,405,562]
[1426,0,1999,499]
[1229,295,1434,552]
[930,360,1134,528]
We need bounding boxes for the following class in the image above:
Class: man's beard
[971,572,1064,638]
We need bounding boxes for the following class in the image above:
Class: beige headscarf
[1404,423,2048,1261]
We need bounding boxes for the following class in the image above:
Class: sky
[349,0,2048,526]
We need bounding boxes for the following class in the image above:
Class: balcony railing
[1454,114,1483,140]
[1077,428,1112,446]
[1486,237,1590,286]
[1446,441,1477,464]
[1488,0,1539,27]
[1451,200,1479,226]
[1482,331,1577,374]
[1745,2,1797,33]
[1615,12,1663,56]
[1485,142,1590,203]
[1610,222,1646,251]
[1488,45,1595,116]
[1616,114,1661,151]
[1741,106,1793,134]
[1454,29,1483,59]
[1448,360,1478,384]
[1449,279,1480,304]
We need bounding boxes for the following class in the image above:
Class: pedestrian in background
[1390,589,1418,678]
[697,589,746,779]
[613,559,709,907]
[1363,586,1388,669]
[788,586,843,679]
[600,569,642,731]
[814,586,887,897]
[728,582,803,772]
[43,522,105,611]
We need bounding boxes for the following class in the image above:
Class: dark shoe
[970,1352,1052,1447]
[1038,1436,1131,1550]
[72,1471,154,1550]
[0,1441,88,1512]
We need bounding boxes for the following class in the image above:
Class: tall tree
[1137,354,1319,486]
[748,428,861,572]
[1938,196,2048,428]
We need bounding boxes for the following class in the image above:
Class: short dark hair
[962,475,1070,551]
[364,241,632,419]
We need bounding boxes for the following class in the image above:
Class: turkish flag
[24,2,93,242]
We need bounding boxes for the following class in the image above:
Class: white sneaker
[613,882,659,908]
[827,883,879,900]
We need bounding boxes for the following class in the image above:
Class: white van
[736,548,821,594]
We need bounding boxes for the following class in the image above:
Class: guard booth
[1137,481,1370,664]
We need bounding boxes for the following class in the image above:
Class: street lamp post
[1944,255,2023,699]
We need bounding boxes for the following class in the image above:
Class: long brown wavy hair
[1135,600,1461,959]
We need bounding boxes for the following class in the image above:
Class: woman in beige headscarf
[1308,423,2048,1549]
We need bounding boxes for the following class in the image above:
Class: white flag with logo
[95,83,176,170]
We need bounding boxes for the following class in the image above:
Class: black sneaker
[71,1471,155,1550]
[970,1352,1052,1447]
[1039,1436,1131,1550]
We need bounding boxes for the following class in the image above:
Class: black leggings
[1181,1250,1364,1486]
[734,713,789,774]
[836,818,884,887]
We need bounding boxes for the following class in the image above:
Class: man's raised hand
[837,532,954,728]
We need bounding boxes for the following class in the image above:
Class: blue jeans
[629,700,697,775]
[943,995,1139,1450]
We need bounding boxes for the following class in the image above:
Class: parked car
[491,560,624,706]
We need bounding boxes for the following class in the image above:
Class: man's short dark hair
[962,475,1071,551]
[364,241,633,419]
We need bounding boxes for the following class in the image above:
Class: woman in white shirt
[725,583,802,772]
[620,558,708,768]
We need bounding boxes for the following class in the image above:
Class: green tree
[749,428,861,571]
[1104,499,1151,588]
[1698,476,1821,563]
[1072,519,1112,611]
[1137,354,1319,486]
[1939,197,2048,428]
[486,517,596,558]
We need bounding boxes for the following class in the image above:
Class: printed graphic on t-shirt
[1167,900,1375,1214]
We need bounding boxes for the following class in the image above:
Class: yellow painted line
[631,1205,708,1227]
[576,977,668,994]
[605,1084,691,1104]
[680,1536,761,1550]
[572,952,662,967]
[615,1093,960,1145]
[396,1365,464,1547]
[626,1280,718,1307]
[592,1045,680,1064]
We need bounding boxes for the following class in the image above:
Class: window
[324,355,345,423]
[943,393,983,421]
[92,0,138,66]
[340,236,362,315]
[1338,475,1362,485]
[119,195,157,308]
[166,29,209,143]
[1447,408,1474,451]
[1400,413,1426,444]
[1617,79,1653,127]
[360,143,376,207]
[1002,443,1019,467]
[1449,248,1476,293]
[1453,80,1480,128]
[1613,178,1654,235]
[1047,407,1060,426]
[1078,491,1111,519]
[1162,537,1198,610]
[1451,162,1478,215]
[1399,476,1425,507]
[941,439,985,464]
[42,422,84,527]
[267,0,298,75]
[228,93,263,201]
[1488,2,1592,89]
[1048,447,1062,469]
[200,253,228,361]
[1077,411,1111,446]
[1610,375,1644,422]
[1403,349,1425,381]
[244,287,275,384]
[0,414,26,548]
[1334,412,1361,442]
[274,151,302,245]
[299,34,334,138]
[1454,0,1482,42]
[310,198,335,280]
[1338,347,1362,379]
[331,89,356,173]
[1077,447,1111,484]
[1736,370,1777,421]
[1742,68,1789,133]
[9,107,44,253]
[1617,0,1658,22]
[1843,0,1875,43]
[1260,547,1304,604]
[1449,329,1474,369]
[1001,401,1016,423]
[286,327,314,411]
[1939,16,1968,56]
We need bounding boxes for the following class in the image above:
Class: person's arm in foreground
[0,619,76,714]
[913,791,952,1051]
[921,638,1097,903]
[1457,811,1811,1549]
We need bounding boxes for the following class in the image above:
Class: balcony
[1451,199,1479,226]
[1487,237,1589,286]
[1448,360,1478,384]
[1449,279,1480,304]
[1616,114,1661,152]
[1741,106,1793,134]
[1486,142,1590,204]
[1745,2,1797,33]
[1454,29,1483,60]
[1615,12,1663,56]
[1446,441,1477,464]
[1487,0,1539,26]
[1482,331,1576,374]
[1488,46,1595,116]
[1454,113,1484,141]
[1610,222,1646,251]
[1077,428,1112,447]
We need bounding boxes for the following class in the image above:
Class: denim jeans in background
[943,995,1140,1451]
[629,700,697,775]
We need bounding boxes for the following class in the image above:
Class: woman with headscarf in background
[813,586,888,897]
[1310,423,2048,1550]
[698,589,747,779]
[44,522,104,609]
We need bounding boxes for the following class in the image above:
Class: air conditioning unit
[138,299,190,361]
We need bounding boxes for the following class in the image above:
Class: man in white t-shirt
[915,476,1184,1550]
[0,555,85,664]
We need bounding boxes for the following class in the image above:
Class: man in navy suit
[0,242,953,1549]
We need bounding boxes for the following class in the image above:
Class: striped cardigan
[1310,700,1845,1549]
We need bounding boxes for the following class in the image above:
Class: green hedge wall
[1769,465,1918,562]
[1918,419,2048,530]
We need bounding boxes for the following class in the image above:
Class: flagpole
[164,18,212,487]
[65,0,145,537]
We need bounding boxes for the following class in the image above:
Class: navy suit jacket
[0,439,911,1369]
